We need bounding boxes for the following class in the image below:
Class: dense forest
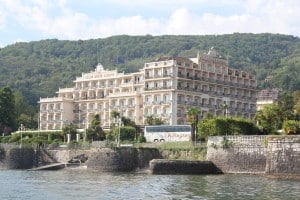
[0,33,299,106]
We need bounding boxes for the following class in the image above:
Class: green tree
[293,90,300,119]
[86,114,105,141]
[121,116,142,136]
[145,115,164,125]
[0,86,17,135]
[186,107,201,142]
[254,104,281,134]
[119,126,136,141]
[111,110,120,119]
[62,123,78,142]
[14,91,38,129]
[282,120,300,135]
[278,92,295,121]
[198,117,260,139]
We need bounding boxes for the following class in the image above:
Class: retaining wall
[0,146,161,171]
[207,135,300,175]
[266,136,300,175]
[149,159,222,174]
[0,147,36,169]
[86,147,161,171]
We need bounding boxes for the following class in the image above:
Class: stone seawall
[1,136,299,175]
[0,147,36,169]
[0,146,161,171]
[266,136,300,175]
[207,136,267,174]
[86,147,161,171]
[207,135,300,175]
[149,159,222,174]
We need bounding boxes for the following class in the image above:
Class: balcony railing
[144,86,172,91]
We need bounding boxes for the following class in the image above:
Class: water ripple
[0,170,299,200]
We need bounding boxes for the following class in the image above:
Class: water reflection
[0,170,299,200]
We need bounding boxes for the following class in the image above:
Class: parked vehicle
[144,125,191,142]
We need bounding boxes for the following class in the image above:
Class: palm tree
[186,107,201,142]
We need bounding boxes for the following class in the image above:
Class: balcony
[163,73,172,77]
[108,91,138,97]
[58,88,74,93]
[145,86,172,91]
[39,97,65,103]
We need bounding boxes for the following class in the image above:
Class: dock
[29,163,66,171]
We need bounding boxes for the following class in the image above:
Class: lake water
[0,169,299,200]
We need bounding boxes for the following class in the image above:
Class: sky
[0,0,299,47]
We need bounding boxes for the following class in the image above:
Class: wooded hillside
[0,33,299,105]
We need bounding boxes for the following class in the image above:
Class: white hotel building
[39,48,258,130]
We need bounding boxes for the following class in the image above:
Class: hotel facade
[39,48,258,130]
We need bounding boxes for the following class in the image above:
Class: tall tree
[186,107,201,142]
[254,104,281,134]
[14,91,38,129]
[278,92,295,121]
[293,90,300,119]
[62,123,78,142]
[86,114,105,141]
[0,86,17,135]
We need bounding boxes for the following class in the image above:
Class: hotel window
[146,96,152,102]
[164,94,170,102]
[155,95,161,102]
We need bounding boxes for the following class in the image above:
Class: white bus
[144,125,191,142]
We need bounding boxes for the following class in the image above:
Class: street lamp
[19,124,25,148]
[221,103,228,136]
[84,118,88,142]
[116,116,123,147]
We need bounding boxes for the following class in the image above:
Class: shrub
[106,133,115,141]
[282,120,300,135]
[0,135,11,143]
[47,131,64,142]
[8,134,21,143]
[67,141,78,149]
[137,135,146,143]
[198,117,260,140]
[119,126,136,141]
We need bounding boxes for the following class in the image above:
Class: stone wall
[266,135,300,174]
[207,135,300,175]
[136,148,162,168]
[86,147,160,171]
[149,159,222,174]
[0,147,36,169]
[43,149,92,163]
[86,147,137,171]
[0,146,161,171]
[207,136,267,174]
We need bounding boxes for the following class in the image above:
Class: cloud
[0,10,5,28]
[0,0,299,46]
